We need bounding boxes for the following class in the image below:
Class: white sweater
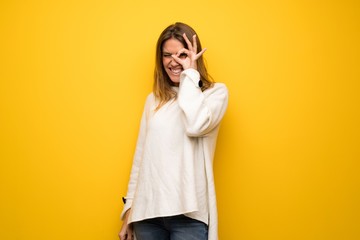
[121,68,228,240]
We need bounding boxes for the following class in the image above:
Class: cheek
[162,58,169,68]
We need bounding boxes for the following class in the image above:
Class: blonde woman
[119,22,228,240]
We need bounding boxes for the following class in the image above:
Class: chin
[167,74,180,84]
[170,78,180,85]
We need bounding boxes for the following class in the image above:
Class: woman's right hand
[171,33,207,71]
[118,210,134,240]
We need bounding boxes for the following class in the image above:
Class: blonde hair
[153,22,214,110]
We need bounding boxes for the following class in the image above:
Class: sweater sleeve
[120,94,152,220]
[178,68,229,137]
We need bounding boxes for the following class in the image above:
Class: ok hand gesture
[171,33,207,71]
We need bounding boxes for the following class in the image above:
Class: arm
[178,69,228,137]
[170,33,228,136]
[118,210,133,240]
[120,94,152,219]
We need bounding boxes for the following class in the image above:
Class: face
[162,38,185,85]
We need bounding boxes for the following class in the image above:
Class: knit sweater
[121,68,228,240]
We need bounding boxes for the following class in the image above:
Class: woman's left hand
[171,33,207,71]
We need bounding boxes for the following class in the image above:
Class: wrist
[190,63,197,70]
[180,69,202,88]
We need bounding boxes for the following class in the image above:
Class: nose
[169,57,179,66]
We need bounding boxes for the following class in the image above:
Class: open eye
[179,53,187,59]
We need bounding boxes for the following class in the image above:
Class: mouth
[169,67,183,75]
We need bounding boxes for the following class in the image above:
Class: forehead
[162,38,184,53]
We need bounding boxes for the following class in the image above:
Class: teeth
[171,68,182,74]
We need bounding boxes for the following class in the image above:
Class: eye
[179,53,187,58]
[163,53,172,58]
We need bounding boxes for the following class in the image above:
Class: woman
[119,22,228,240]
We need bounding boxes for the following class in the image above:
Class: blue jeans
[132,214,208,240]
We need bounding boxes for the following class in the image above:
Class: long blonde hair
[153,22,214,109]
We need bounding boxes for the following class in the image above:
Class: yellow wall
[1,0,359,239]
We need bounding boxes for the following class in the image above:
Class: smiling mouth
[170,68,183,75]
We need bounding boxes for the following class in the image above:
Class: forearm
[178,69,228,136]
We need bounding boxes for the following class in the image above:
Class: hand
[118,210,134,240]
[171,33,207,71]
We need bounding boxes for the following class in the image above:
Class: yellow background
[1,0,359,239]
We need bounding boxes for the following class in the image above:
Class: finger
[183,33,193,52]
[118,233,124,240]
[171,54,183,64]
[195,48,207,59]
[176,48,190,58]
[192,35,197,53]
[128,228,134,240]
[121,233,127,240]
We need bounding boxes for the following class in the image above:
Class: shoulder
[143,92,157,110]
[204,82,229,97]
[145,92,155,102]
[213,82,228,91]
